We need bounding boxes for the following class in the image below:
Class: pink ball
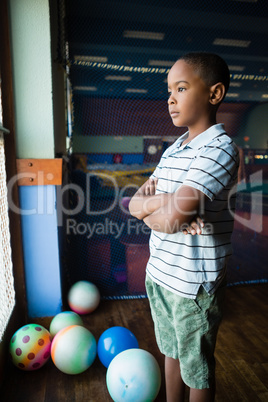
[68,281,100,314]
[9,324,51,371]
[51,325,96,374]
[121,196,131,210]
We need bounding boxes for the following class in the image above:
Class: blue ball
[97,326,139,368]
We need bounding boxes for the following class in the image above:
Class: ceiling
[65,0,268,102]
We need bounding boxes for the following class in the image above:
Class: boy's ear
[209,82,225,105]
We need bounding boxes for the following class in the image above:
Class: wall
[235,103,268,149]
[73,135,144,153]
[243,103,268,149]
[9,0,63,317]
[9,0,54,158]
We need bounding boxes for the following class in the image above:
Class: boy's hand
[144,178,158,196]
[129,178,171,220]
[182,216,204,235]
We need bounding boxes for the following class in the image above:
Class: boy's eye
[167,87,186,97]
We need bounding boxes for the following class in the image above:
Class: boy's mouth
[170,110,180,117]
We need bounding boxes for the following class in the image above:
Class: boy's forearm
[129,192,172,220]
[143,185,205,234]
[143,208,186,234]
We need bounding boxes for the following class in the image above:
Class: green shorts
[145,275,226,389]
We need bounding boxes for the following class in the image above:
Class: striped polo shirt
[146,123,240,299]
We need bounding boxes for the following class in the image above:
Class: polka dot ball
[9,324,52,371]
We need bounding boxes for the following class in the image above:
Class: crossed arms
[128,178,206,235]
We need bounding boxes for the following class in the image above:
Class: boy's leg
[165,355,216,402]
[189,385,215,402]
[165,356,185,402]
[146,275,225,401]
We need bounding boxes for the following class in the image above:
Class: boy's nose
[168,96,175,105]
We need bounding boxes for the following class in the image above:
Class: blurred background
[60,0,268,298]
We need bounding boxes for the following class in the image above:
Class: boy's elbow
[130,210,144,220]
[129,208,138,219]
[128,200,142,220]
[128,199,134,215]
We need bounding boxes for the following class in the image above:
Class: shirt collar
[175,123,226,150]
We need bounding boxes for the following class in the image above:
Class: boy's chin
[172,122,187,128]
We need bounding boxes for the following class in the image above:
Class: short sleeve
[150,166,160,180]
[183,142,239,200]
[149,146,172,180]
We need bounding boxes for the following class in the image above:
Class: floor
[1,284,268,401]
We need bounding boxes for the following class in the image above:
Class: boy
[129,52,239,402]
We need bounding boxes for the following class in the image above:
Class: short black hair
[180,52,230,100]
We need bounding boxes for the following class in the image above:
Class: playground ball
[97,326,139,368]
[106,348,161,402]
[49,311,83,338]
[51,325,96,374]
[121,196,131,211]
[68,281,100,314]
[9,324,51,371]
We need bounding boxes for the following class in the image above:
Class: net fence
[0,130,15,340]
[60,0,268,299]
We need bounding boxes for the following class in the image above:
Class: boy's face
[167,60,212,133]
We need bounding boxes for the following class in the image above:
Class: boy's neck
[182,118,217,145]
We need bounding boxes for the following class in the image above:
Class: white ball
[106,348,161,402]
[49,311,83,338]
[68,281,100,314]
